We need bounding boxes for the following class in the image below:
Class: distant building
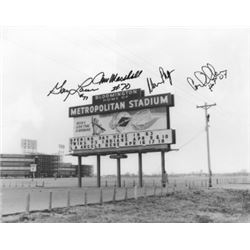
[0,153,60,178]
[75,164,94,177]
[58,162,76,177]
[35,154,60,177]
[0,154,35,177]
[0,154,94,178]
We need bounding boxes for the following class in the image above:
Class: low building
[57,162,76,177]
[74,164,94,177]
[0,153,60,178]
[35,154,60,177]
[0,154,93,178]
[0,154,35,177]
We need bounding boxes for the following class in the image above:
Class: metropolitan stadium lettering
[69,93,174,117]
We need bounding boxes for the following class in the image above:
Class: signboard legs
[110,154,127,188]
[78,156,82,188]
[97,155,101,187]
[117,158,121,188]
[161,151,166,187]
[138,152,143,187]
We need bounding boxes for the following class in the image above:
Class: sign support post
[110,154,127,188]
[117,158,121,188]
[164,106,171,184]
[161,151,166,187]
[138,152,143,187]
[97,155,101,187]
[78,156,82,188]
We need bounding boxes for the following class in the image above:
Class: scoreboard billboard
[69,90,175,155]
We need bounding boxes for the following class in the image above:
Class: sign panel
[30,164,37,172]
[70,129,174,152]
[69,93,174,117]
[92,89,144,104]
[21,139,37,154]
[73,107,167,137]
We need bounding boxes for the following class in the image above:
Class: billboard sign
[69,90,175,155]
[70,129,174,152]
[92,88,145,104]
[69,93,174,117]
[30,164,37,172]
[21,139,37,154]
[73,107,167,137]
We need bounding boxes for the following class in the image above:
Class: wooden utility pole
[197,102,216,187]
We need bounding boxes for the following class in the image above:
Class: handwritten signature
[111,82,131,92]
[47,78,98,102]
[147,67,175,94]
[187,63,227,92]
[47,70,142,102]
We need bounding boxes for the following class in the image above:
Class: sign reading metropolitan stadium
[69,93,174,117]
[69,90,175,155]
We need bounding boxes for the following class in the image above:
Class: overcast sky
[2,27,250,174]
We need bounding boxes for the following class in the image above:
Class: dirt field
[2,188,250,223]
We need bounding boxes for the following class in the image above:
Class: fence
[1,176,249,189]
[1,176,250,215]
[22,185,177,214]
[2,183,193,215]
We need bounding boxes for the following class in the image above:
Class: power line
[179,129,205,150]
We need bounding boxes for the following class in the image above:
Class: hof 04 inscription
[70,129,173,152]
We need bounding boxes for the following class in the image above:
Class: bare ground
[2,188,250,223]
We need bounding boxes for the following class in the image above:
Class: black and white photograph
[1,25,249,224]
[1,6,250,245]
